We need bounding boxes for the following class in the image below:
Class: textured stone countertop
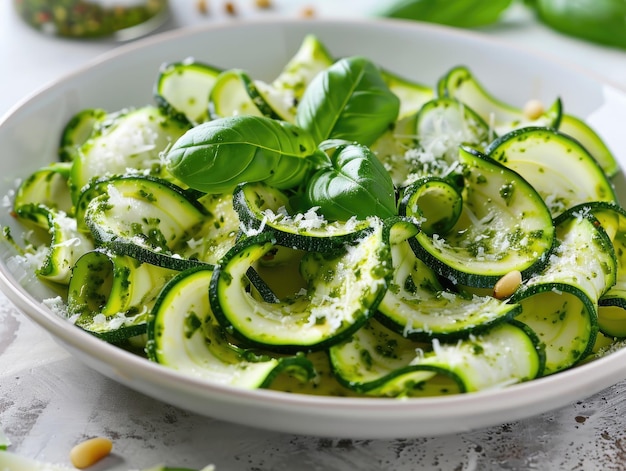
[2,1,626,470]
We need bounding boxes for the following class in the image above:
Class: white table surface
[3,1,626,470]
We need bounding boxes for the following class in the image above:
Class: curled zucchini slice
[400,176,462,236]
[271,33,335,102]
[84,175,222,270]
[13,204,94,285]
[598,304,626,338]
[209,68,294,122]
[69,106,190,204]
[487,127,617,217]
[412,320,544,391]
[58,108,108,162]
[209,219,392,351]
[233,181,371,252]
[416,96,493,160]
[68,250,176,342]
[154,59,222,125]
[208,68,265,119]
[377,223,520,340]
[437,65,562,135]
[558,113,619,178]
[329,317,462,397]
[147,266,315,389]
[13,162,73,214]
[408,146,555,288]
[330,318,542,396]
[512,210,617,374]
[563,202,626,338]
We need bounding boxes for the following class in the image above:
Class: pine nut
[300,6,315,17]
[224,1,236,15]
[523,99,544,121]
[493,270,522,299]
[70,437,113,469]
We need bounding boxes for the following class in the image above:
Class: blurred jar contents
[13,0,169,39]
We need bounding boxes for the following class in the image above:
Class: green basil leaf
[305,143,397,221]
[530,0,626,49]
[295,56,400,147]
[375,0,513,28]
[164,115,316,193]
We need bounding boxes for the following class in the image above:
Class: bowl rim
[2,16,626,437]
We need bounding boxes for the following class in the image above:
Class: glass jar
[13,0,169,40]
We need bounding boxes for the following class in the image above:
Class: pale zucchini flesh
[437,65,562,135]
[512,211,616,374]
[408,146,555,287]
[7,33,626,401]
[154,59,222,125]
[147,266,314,389]
[330,318,542,395]
[378,234,520,340]
[209,221,391,350]
[68,250,176,342]
[69,106,190,203]
[487,127,617,217]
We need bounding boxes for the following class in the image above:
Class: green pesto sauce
[14,0,168,38]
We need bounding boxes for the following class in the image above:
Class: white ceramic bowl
[2,18,626,439]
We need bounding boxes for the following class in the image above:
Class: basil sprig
[305,143,397,221]
[164,56,401,221]
[375,0,513,28]
[295,56,400,147]
[164,115,315,194]
[528,0,626,49]
[376,0,626,50]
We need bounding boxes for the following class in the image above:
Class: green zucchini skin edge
[208,221,393,353]
[232,181,373,253]
[14,204,94,285]
[486,126,617,217]
[407,147,555,288]
[68,249,176,343]
[83,175,216,271]
[154,59,222,126]
[398,176,463,236]
[376,221,522,341]
[329,318,544,396]
[146,264,315,389]
[510,210,616,373]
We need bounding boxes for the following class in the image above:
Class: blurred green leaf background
[376,0,626,49]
